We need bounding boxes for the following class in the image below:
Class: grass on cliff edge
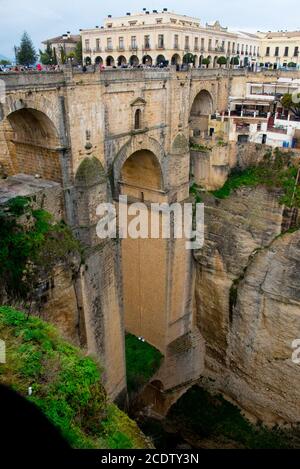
[0,306,148,449]
[125,334,163,394]
[168,385,299,449]
[212,150,300,208]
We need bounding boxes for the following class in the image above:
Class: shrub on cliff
[0,306,148,449]
[0,196,82,303]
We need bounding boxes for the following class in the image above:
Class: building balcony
[93,48,102,53]
[194,46,199,51]
[200,48,206,52]
[83,48,91,54]
[173,44,179,50]
[105,47,113,52]
[144,45,151,51]
[157,45,165,50]
[184,46,190,51]
[117,46,125,52]
[130,45,138,51]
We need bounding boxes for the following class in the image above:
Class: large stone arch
[2,95,62,140]
[113,135,166,196]
[0,101,64,182]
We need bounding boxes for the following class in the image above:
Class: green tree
[39,42,53,65]
[281,93,300,118]
[16,32,37,66]
[183,53,195,64]
[230,56,239,66]
[0,59,11,66]
[202,57,210,68]
[60,46,67,65]
[217,56,227,67]
[288,62,297,68]
[74,39,83,64]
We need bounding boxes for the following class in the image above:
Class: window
[201,38,205,51]
[227,42,231,52]
[158,34,164,48]
[185,36,190,50]
[232,42,236,53]
[85,39,90,51]
[134,109,141,130]
[194,37,199,50]
[275,47,279,56]
[266,47,270,56]
[96,39,100,51]
[144,35,150,49]
[237,43,240,53]
[295,47,299,57]
[284,46,289,57]
[107,38,112,51]
[221,40,225,51]
[174,34,179,49]
[119,37,124,49]
[208,39,212,51]
[131,36,137,49]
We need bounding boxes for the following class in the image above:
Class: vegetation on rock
[125,334,163,394]
[0,307,148,449]
[167,385,299,449]
[0,196,82,303]
[212,150,300,208]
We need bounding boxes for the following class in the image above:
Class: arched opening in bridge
[119,149,168,352]
[95,56,103,65]
[142,55,152,66]
[117,55,127,66]
[0,108,62,182]
[171,54,181,66]
[134,109,142,130]
[85,56,91,65]
[129,55,139,66]
[106,56,115,67]
[120,150,163,196]
[156,55,166,66]
[190,90,213,138]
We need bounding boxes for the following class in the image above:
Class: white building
[80,9,260,68]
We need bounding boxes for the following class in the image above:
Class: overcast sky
[0,0,299,58]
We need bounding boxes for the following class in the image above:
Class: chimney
[67,31,71,38]
[163,8,168,11]
[108,14,112,18]
[126,12,131,16]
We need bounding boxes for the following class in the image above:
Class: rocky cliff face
[194,185,300,425]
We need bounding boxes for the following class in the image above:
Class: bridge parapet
[0,71,65,90]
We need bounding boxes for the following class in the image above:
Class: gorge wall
[194,184,300,425]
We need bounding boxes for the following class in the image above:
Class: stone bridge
[0,66,284,409]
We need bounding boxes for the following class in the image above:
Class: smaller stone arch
[117,55,127,66]
[106,56,115,67]
[213,56,218,68]
[85,56,91,65]
[95,56,103,65]
[199,55,204,67]
[129,55,139,66]
[142,55,152,66]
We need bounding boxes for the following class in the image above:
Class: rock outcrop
[194,185,300,425]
